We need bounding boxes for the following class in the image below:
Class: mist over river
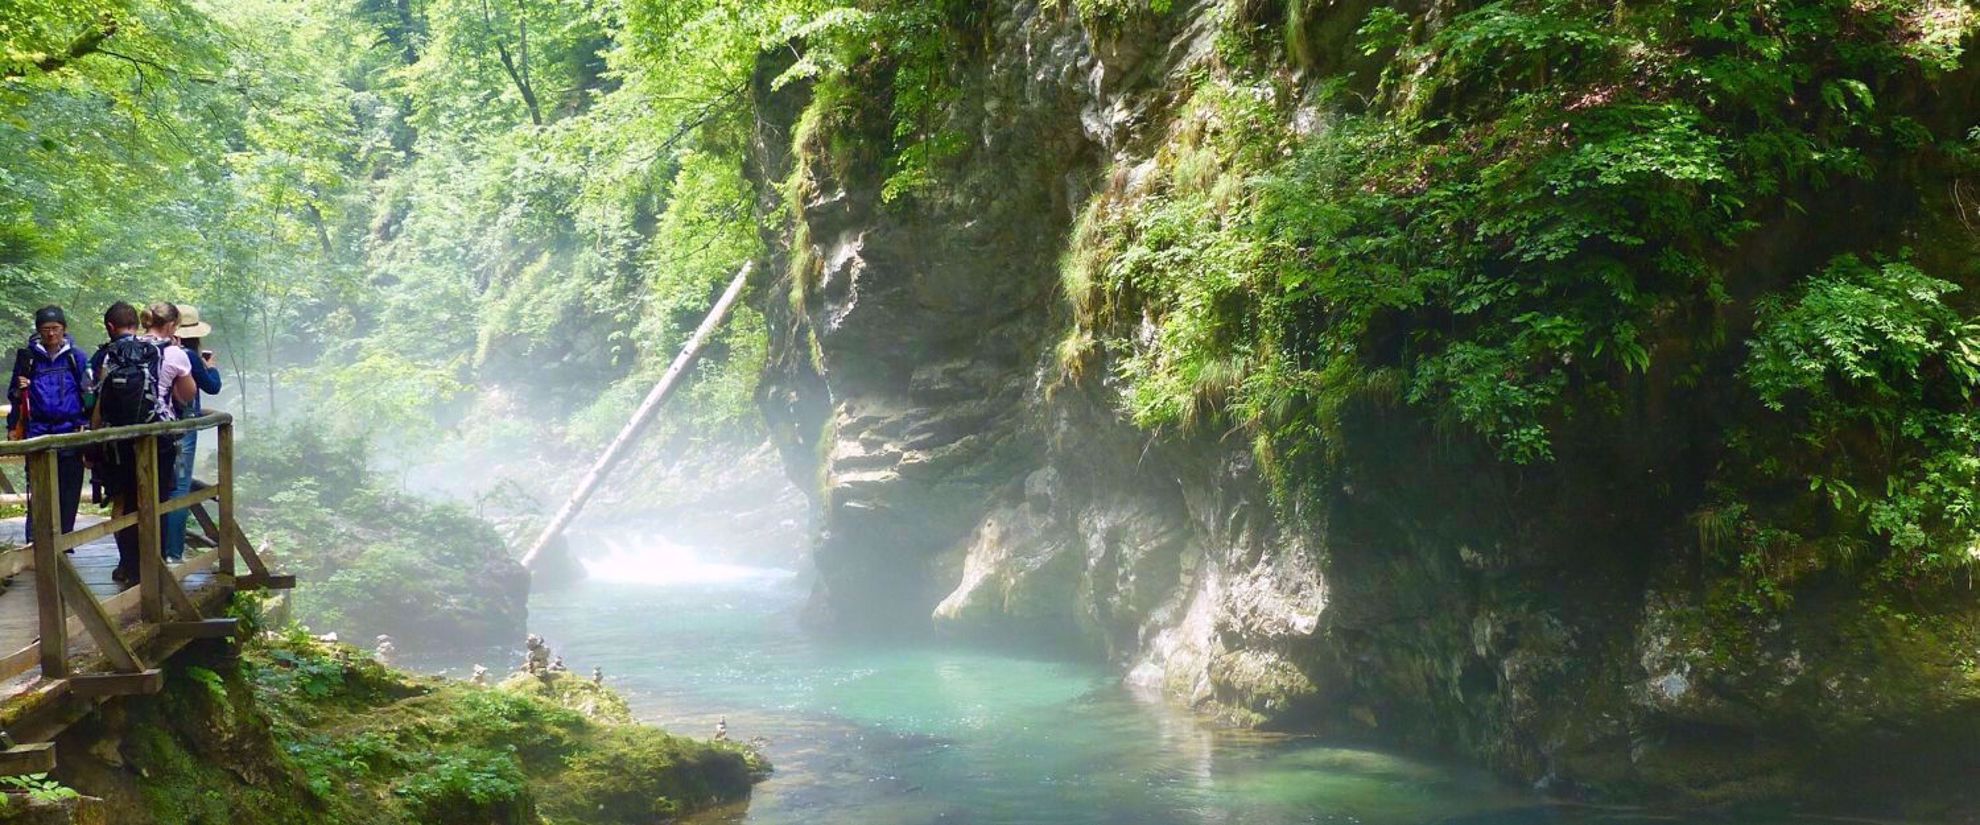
[420,534,1817,825]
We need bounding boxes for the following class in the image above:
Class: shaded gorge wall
[746,0,1980,814]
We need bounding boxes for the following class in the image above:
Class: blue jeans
[161,430,197,561]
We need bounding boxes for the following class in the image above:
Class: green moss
[259,635,761,825]
[54,632,761,825]
[82,652,359,825]
[496,673,634,724]
[544,726,762,824]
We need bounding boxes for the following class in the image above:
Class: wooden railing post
[135,435,164,623]
[217,421,235,578]
[26,451,67,679]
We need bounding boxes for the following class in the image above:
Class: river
[465,537,1805,825]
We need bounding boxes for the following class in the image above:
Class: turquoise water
[474,548,1788,825]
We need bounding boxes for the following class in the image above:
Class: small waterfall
[575,531,797,586]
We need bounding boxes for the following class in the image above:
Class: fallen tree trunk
[519,263,754,570]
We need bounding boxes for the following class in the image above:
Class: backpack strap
[62,346,90,412]
[142,338,166,422]
[8,348,26,397]
[6,348,24,423]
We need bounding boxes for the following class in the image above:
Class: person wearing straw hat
[161,304,222,564]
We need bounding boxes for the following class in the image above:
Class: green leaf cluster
[1059,0,1980,588]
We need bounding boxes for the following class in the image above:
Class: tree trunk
[482,0,542,126]
[519,264,754,569]
[393,0,420,64]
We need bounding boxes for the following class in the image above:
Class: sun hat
[174,305,213,338]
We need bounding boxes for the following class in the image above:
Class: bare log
[520,263,753,569]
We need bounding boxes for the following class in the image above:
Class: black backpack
[96,337,163,427]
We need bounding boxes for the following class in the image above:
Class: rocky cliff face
[748,0,1980,812]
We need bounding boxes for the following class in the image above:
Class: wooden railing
[0,412,290,698]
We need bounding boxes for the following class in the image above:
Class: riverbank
[20,629,762,824]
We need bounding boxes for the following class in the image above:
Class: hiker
[7,306,93,539]
[93,302,195,585]
[160,305,222,563]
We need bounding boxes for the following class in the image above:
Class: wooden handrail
[0,412,232,457]
[6,412,285,689]
[0,408,289,776]
[0,548,226,683]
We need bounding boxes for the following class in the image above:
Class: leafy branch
[2,14,119,80]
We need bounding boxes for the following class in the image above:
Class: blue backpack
[22,343,89,433]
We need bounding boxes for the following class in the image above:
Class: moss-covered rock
[0,796,103,825]
[239,426,529,651]
[49,633,762,825]
[496,672,635,724]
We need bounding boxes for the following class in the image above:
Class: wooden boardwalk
[0,517,225,693]
[0,413,290,772]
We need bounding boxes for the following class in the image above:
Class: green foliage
[1746,255,1980,410]
[1727,254,1980,584]
[254,627,402,707]
[0,774,79,805]
[5,0,800,463]
[2,0,369,374]
[1055,0,1175,28]
[240,425,524,648]
[394,749,529,822]
[186,665,230,705]
[1062,80,1283,432]
[776,1,983,204]
[242,635,759,825]
[1056,0,1980,594]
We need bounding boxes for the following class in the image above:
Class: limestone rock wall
[745,0,1980,812]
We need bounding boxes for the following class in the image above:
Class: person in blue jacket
[7,306,93,538]
[161,305,222,563]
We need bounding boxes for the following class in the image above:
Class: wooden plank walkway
[0,517,226,700]
[0,412,293,767]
